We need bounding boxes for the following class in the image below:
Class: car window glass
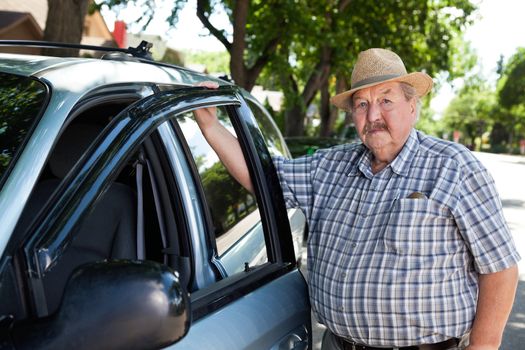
[0,73,47,184]
[246,99,308,265]
[14,118,140,314]
[246,99,288,157]
[176,108,267,276]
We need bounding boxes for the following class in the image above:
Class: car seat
[16,122,137,314]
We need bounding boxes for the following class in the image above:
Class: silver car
[0,42,310,350]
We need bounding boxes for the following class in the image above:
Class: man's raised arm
[193,82,254,193]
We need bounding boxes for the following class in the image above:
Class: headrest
[49,123,103,179]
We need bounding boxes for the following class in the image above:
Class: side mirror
[12,260,190,350]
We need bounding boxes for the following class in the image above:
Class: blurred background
[1,1,524,348]
[2,0,525,156]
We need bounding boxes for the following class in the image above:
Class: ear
[409,98,417,125]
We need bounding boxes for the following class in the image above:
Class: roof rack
[0,39,222,78]
[0,40,153,60]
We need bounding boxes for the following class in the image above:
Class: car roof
[0,54,73,76]
[0,53,228,88]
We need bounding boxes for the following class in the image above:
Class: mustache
[363,122,387,134]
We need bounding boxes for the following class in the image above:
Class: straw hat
[331,48,433,110]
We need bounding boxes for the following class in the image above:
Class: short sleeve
[453,169,521,273]
[272,155,315,220]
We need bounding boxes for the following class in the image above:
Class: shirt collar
[350,129,419,178]
[388,129,419,176]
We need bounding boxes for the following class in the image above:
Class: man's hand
[467,265,518,350]
[191,81,254,193]
[193,81,219,131]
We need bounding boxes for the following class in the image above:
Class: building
[0,0,116,55]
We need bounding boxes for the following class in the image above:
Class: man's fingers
[197,81,219,89]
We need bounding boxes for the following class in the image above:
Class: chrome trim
[157,123,217,289]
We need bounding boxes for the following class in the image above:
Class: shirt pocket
[383,198,458,255]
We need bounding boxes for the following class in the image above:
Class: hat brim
[330,72,433,111]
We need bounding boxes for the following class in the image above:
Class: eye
[380,98,394,110]
[354,101,368,111]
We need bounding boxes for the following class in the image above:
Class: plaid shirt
[273,129,520,347]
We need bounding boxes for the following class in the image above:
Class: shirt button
[362,213,367,218]
[340,306,345,311]
[341,272,346,278]
[352,243,357,248]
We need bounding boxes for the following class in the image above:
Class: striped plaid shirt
[273,129,520,347]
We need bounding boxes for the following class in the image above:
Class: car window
[176,108,267,276]
[246,99,289,158]
[0,73,47,185]
[245,98,308,265]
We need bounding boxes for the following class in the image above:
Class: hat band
[351,74,402,90]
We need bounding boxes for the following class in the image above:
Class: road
[305,151,525,349]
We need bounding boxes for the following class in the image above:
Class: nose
[366,101,381,122]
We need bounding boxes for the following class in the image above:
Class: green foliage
[181,50,229,74]
[261,0,479,135]
[498,48,525,108]
[200,159,256,234]
[441,76,495,149]
[0,73,47,178]
[98,0,479,137]
[416,106,443,137]
[492,48,525,151]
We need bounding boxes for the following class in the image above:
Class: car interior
[13,99,191,315]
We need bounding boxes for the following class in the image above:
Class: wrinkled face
[351,81,417,157]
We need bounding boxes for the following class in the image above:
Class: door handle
[279,333,308,350]
[272,325,309,350]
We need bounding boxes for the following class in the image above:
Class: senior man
[194,48,520,350]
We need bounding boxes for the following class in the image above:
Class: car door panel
[158,93,311,348]
[12,86,310,348]
[168,269,310,350]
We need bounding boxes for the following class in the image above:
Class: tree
[256,0,477,136]
[494,48,525,152]
[43,0,90,57]
[97,0,477,136]
[498,48,525,108]
[442,76,495,150]
[180,50,229,73]
[96,0,291,91]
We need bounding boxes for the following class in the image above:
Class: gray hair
[399,82,421,120]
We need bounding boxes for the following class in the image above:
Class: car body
[0,44,310,349]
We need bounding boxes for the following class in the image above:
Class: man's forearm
[192,82,254,193]
[468,265,519,349]
[201,121,254,193]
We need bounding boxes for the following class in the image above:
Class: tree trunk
[42,0,89,57]
[319,80,332,137]
[230,0,249,88]
[284,48,331,137]
[285,103,306,137]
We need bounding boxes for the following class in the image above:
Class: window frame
[15,87,239,317]
[169,105,270,280]
[183,97,298,320]
[0,73,50,192]
[13,85,296,320]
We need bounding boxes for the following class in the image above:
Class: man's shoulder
[416,131,483,172]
